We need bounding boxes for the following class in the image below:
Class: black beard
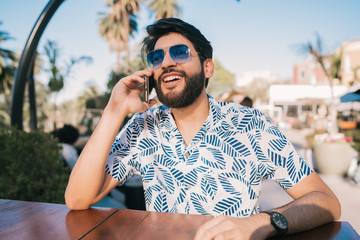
[155,68,205,109]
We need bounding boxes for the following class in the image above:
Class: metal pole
[28,54,37,130]
[10,0,65,130]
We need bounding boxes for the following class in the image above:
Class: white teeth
[164,75,182,82]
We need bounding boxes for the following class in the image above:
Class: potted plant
[313,133,355,175]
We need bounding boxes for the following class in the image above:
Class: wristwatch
[261,211,288,236]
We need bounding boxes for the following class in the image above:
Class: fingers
[119,69,154,89]
[194,216,243,240]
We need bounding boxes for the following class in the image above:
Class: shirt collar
[159,94,223,134]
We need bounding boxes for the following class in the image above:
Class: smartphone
[144,75,155,103]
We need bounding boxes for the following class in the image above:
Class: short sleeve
[256,113,313,190]
[105,114,141,184]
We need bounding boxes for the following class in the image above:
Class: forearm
[273,190,341,234]
[65,106,127,209]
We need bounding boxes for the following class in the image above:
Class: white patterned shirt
[106,95,313,217]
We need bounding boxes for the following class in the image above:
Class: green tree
[98,0,139,73]
[241,78,271,104]
[43,39,92,129]
[0,23,18,115]
[0,127,70,203]
[147,0,182,19]
[207,59,235,97]
[302,33,342,134]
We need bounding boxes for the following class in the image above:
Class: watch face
[272,212,288,230]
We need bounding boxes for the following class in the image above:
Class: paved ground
[259,128,360,234]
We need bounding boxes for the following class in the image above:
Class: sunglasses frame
[147,44,193,69]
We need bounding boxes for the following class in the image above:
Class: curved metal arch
[10,0,65,130]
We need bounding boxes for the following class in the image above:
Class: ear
[204,59,214,79]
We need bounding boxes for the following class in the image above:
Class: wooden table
[1,199,359,240]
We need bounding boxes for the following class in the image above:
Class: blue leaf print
[186,148,199,165]
[144,185,163,206]
[221,137,251,157]
[249,162,260,185]
[201,174,218,200]
[286,151,296,181]
[248,133,267,163]
[267,149,286,167]
[142,164,155,183]
[277,178,293,190]
[185,201,190,214]
[176,188,187,204]
[138,138,159,157]
[146,115,157,137]
[156,154,177,167]
[236,113,254,132]
[154,192,169,212]
[231,157,246,172]
[231,115,239,126]
[170,168,184,183]
[269,137,287,151]
[170,201,179,213]
[111,159,127,180]
[214,196,242,216]
[175,141,183,159]
[159,167,175,194]
[124,126,134,148]
[161,144,176,159]
[218,174,242,196]
[184,169,198,186]
[201,148,225,170]
[266,125,283,137]
[212,104,222,124]
[191,192,210,215]
[259,163,275,177]
[112,148,130,158]
[248,186,257,200]
[218,130,238,139]
[205,134,221,147]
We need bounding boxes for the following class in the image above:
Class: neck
[170,90,209,146]
[171,90,209,123]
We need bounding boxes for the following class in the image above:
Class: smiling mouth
[163,75,183,83]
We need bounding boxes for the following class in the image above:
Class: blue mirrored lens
[147,45,190,69]
[169,45,190,63]
[147,49,164,68]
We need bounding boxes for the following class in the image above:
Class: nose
[161,51,176,69]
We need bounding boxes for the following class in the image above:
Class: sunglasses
[147,44,193,69]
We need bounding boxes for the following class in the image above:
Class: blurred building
[341,41,360,86]
[235,70,279,88]
[293,55,328,85]
[268,84,347,117]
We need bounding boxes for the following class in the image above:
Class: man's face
[152,33,206,108]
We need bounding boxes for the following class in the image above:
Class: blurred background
[1,0,360,233]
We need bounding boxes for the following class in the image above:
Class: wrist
[260,211,288,237]
[257,212,278,238]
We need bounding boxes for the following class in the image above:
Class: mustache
[158,68,187,82]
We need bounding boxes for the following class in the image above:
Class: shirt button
[186,185,192,190]
[185,152,189,158]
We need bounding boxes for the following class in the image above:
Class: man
[65,18,340,239]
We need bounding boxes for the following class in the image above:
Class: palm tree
[0,23,18,111]
[147,0,182,19]
[302,33,342,134]
[43,40,92,129]
[98,0,139,73]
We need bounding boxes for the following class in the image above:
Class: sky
[1,0,360,102]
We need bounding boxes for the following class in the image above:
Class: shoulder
[210,97,268,123]
[125,105,170,128]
